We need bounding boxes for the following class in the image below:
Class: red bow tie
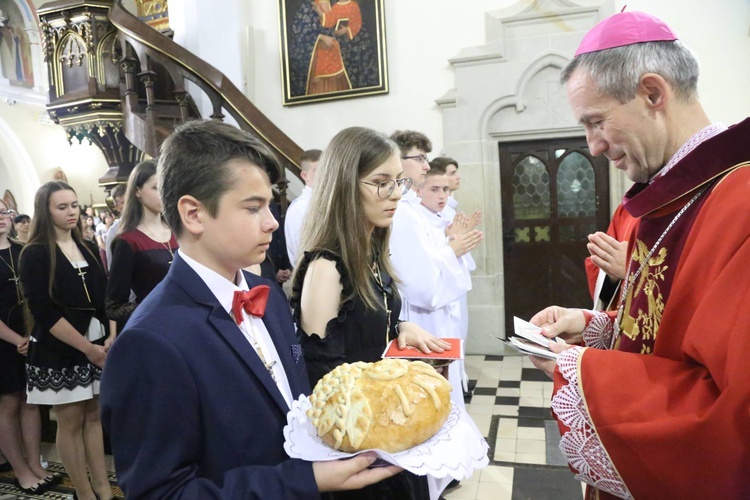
[232,286,270,324]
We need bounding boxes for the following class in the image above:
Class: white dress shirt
[284,186,312,267]
[179,250,294,409]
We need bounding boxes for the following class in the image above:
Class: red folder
[381,338,463,366]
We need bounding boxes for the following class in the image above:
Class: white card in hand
[513,316,565,348]
[506,337,557,360]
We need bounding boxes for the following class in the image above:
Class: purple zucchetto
[575,11,678,56]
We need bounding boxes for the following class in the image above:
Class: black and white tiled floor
[444,351,585,499]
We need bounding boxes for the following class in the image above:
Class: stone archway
[437,0,619,354]
[0,113,42,214]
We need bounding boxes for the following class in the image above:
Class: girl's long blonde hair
[294,127,400,311]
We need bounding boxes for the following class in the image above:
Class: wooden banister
[108,0,302,179]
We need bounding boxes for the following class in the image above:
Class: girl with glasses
[290,127,450,500]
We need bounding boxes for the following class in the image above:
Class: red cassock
[584,203,639,308]
[552,119,750,499]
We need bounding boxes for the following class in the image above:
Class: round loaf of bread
[306,359,452,453]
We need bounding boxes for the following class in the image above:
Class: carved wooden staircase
[38,0,301,197]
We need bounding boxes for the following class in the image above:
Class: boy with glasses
[389,131,483,497]
[388,131,482,403]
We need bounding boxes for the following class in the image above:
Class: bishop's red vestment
[551,119,750,499]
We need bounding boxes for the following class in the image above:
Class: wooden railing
[108,0,302,182]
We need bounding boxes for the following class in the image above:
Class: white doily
[284,394,489,480]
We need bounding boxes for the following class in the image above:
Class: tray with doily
[283,394,488,480]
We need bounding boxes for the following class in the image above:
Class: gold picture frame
[278,0,389,106]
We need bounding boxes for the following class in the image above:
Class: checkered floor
[443,350,585,499]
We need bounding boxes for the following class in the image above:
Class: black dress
[290,249,429,500]
[20,241,108,404]
[0,242,26,395]
[106,229,177,327]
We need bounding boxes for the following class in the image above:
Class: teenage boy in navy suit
[100,120,399,499]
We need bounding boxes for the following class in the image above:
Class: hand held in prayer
[445,212,469,237]
[449,229,483,257]
[86,343,107,368]
[587,231,629,280]
[396,321,450,354]
[16,338,29,356]
[468,210,482,230]
[103,335,116,352]
[313,452,402,492]
[529,306,585,345]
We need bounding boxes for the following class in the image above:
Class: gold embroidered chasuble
[551,119,750,500]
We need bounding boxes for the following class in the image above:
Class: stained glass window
[557,152,595,217]
[513,155,550,220]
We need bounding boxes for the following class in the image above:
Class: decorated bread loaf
[307,358,452,453]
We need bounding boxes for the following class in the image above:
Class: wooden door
[500,138,610,336]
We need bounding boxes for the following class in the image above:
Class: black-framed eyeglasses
[359,177,413,199]
[402,154,429,164]
[0,209,17,218]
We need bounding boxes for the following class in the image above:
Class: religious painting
[135,0,171,34]
[279,0,388,106]
[0,0,34,87]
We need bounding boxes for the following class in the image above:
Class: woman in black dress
[106,160,177,329]
[0,200,56,494]
[290,127,450,499]
[19,182,113,500]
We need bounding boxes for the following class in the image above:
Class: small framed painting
[278,0,389,106]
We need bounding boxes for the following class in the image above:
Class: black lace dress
[20,241,108,404]
[290,249,429,500]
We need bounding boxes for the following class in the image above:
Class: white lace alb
[581,311,613,349]
[551,347,633,499]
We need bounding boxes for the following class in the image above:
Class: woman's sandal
[43,471,63,486]
[14,478,49,495]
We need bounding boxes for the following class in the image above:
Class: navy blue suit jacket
[100,253,319,499]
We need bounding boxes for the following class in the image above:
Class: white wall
[616,0,750,125]
[1,0,748,210]
[0,100,109,214]
[171,0,518,159]
[170,0,750,162]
